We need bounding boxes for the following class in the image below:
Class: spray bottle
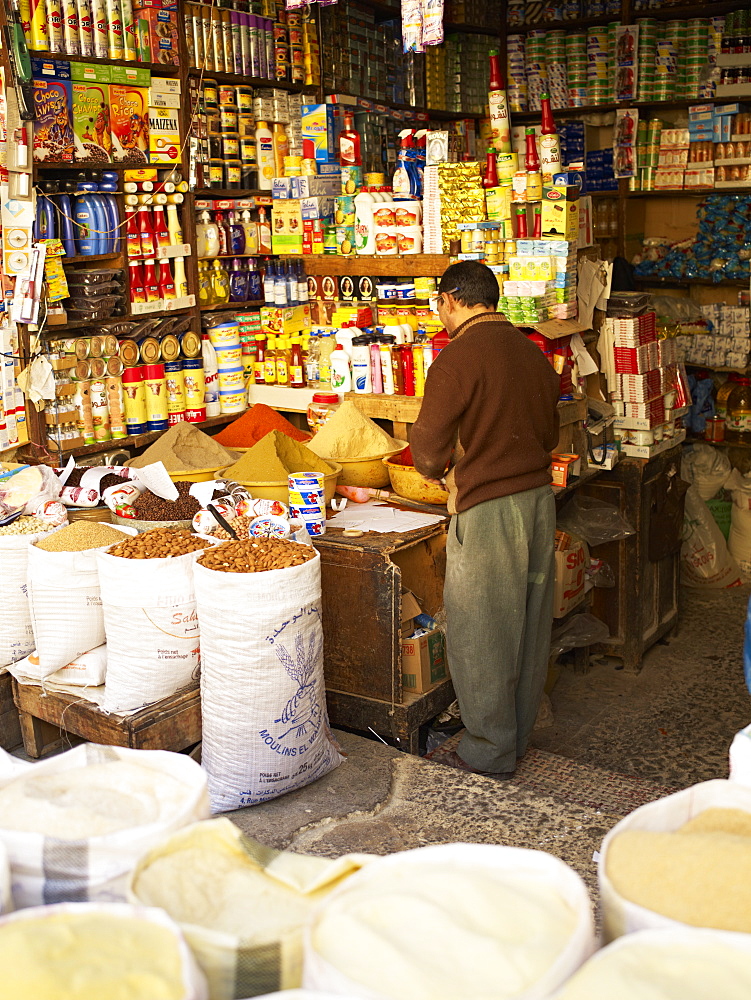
[393,130,418,199]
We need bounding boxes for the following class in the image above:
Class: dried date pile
[107,527,212,559]
[198,537,315,573]
[133,481,201,521]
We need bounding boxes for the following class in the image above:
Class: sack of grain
[0,525,65,669]
[27,522,136,675]
[0,901,208,999]
[129,818,372,1000]
[97,545,204,714]
[0,743,210,908]
[599,779,751,941]
[551,927,751,1000]
[303,843,596,1000]
[8,645,107,688]
[730,723,751,784]
[194,545,343,812]
[0,842,10,916]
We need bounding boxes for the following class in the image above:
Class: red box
[614,343,659,374]
[616,368,663,402]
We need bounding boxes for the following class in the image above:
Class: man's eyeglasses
[436,286,459,308]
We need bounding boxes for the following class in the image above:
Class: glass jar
[307,392,340,434]
[725,376,751,443]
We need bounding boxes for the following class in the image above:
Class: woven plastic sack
[681,486,743,588]
[730,723,751,781]
[0,743,210,908]
[194,548,343,812]
[0,525,64,668]
[599,779,751,942]
[129,818,372,1000]
[0,901,208,999]
[0,841,10,915]
[96,546,204,713]
[27,524,136,675]
[551,928,751,999]
[8,645,108,688]
[303,843,596,1000]
[681,443,731,502]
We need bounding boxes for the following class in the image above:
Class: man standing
[410,260,560,778]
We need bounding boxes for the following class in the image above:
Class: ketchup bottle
[400,344,416,396]
[158,259,176,301]
[138,205,156,258]
[126,209,141,258]
[142,259,159,303]
[152,204,171,250]
[129,259,146,304]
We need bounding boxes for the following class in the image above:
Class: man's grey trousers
[444,484,556,773]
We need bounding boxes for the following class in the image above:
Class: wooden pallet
[12,681,201,759]
[0,673,21,750]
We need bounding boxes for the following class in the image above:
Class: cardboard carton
[400,589,448,694]
[553,531,588,619]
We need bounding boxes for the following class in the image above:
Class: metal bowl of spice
[112,481,202,533]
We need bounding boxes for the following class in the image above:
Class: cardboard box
[109,84,150,163]
[400,589,448,694]
[551,453,581,487]
[541,185,579,241]
[301,103,341,162]
[32,78,74,162]
[148,105,181,164]
[136,6,179,65]
[553,531,588,619]
[72,79,112,162]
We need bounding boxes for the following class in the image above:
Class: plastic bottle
[128,259,145,304]
[483,147,499,190]
[413,345,425,396]
[229,257,249,302]
[202,333,221,416]
[247,257,262,301]
[393,130,418,198]
[391,341,404,394]
[255,120,274,190]
[336,322,357,360]
[540,92,562,186]
[73,193,96,254]
[274,263,287,305]
[35,195,56,240]
[142,258,159,304]
[305,332,320,387]
[380,339,395,395]
[275,336,290,386]
[152,203,171,250]
[254,334,266,384]
[137,204,156,258]
[157,258,176,301]
[350,336,372,394]
[726,377,751,443]
[330,341,352,392]
[228,210,245,254]
[318,332,335,389]
[166,200,184,244]
[240,209,258,254]
[716,374,741,419]
[257,207,271,253]
[214,209,230,256]
[400,344,416,396]
[338,111,362,166]
[296,261,308,303]
[100,193,120,253]
[264,334,277,384]
[173,256,188,298]
[273,122,289,176]
[290,336,306,388]
[354,187,376,254]
[525,128,542,201]
[56,192,76,257]
[286,260,298,305]
[370,339,383,394]
[210,259,230,304]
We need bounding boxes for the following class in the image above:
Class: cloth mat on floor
[427,731,678,814]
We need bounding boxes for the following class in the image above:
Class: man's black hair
[438,260,500,310]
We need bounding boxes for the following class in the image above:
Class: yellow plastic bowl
[317,441,409,489]
[168,466,226,483]
[216,462,342,505]
[383,458,449,506]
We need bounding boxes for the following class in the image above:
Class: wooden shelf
[63,253,122,264]
[46,413,241,461]
[29,50,179,74]
[443,22,499,36]
[345,392,423,424]
[187,68,305,92]
[193,189,264,199]
[284,254,452,276]
[199,300,264,311]
[634,276,750,287]
[631,188,751,198]
[685,362,750,374]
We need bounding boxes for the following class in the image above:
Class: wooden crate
[12,681,201,759]
[0,673,21,750]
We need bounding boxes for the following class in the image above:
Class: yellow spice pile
[224,430,335,482]
[308,400,400,460]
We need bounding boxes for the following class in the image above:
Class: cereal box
[134,6,179,65]
[32,77,74,162]
[109,84,150,164]
[71,77,112,163]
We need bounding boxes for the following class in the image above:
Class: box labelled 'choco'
[109,84,150,164]
[32,77,74,162]
[72,77,112,163]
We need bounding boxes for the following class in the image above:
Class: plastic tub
[317,441,408,489]
[383,457,449,505]
[217,462,342,505]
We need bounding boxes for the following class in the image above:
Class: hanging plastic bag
[681,485,744,588]
[557,494,635,548]
[550,614,610,658]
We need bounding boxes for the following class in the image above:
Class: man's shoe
[427,748,515,780]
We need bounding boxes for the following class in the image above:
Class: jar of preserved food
[725,376,751,443]
[307,392,341,434]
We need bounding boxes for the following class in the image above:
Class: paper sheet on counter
[327,499,446,534]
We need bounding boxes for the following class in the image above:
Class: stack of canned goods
[586,28,610,107]
[565,32,588,108]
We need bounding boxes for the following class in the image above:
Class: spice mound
[133,481,201,521]
[198,537,315,573]
[0,516,54,535]
[128,422,237,472]
[108,528,213,559]
[223,430,336,483]
[307,400,400,460]
[35,520,125,552]
[214,402,311,448]
[606,807,751,933]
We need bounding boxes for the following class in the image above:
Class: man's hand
[423,476,446,488]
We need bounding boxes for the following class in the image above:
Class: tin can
[106,355,123,377]
[139,336,161,364]
[74,338,90,360]
[142,363,169,431]
[89,357,106,379]
[160,333,181,363]
[121,365,148,434]
[182,358,206,422]
[164,359,186,425]
[179,330,202,359]
[88,335,103,358]
[103,333,118,356]
[118,338,139,367]
[90,378,111,442]
[105,375,127,439]
[75,359,91,380]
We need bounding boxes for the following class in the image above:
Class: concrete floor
[229,584,751,898]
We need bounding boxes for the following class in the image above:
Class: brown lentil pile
[108,528,213,559]
[198,538,315,573]
[0,516,54,535]
[208,515,254,540]
[133,481,201,521]
[36,521,125,552]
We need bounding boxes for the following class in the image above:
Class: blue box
[301,104,342,163]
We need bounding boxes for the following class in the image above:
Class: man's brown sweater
[410,312,561,514]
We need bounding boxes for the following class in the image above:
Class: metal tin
[103,333,119,356]
[88,335,104,358]
[118,338,140,366]
[75,360,91,380]
[140,337,161,365]
[89,357,106,379]
[106,356,124,376]
[180,330,202,359]
[74,338,90,360]
[160,334,181,363]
